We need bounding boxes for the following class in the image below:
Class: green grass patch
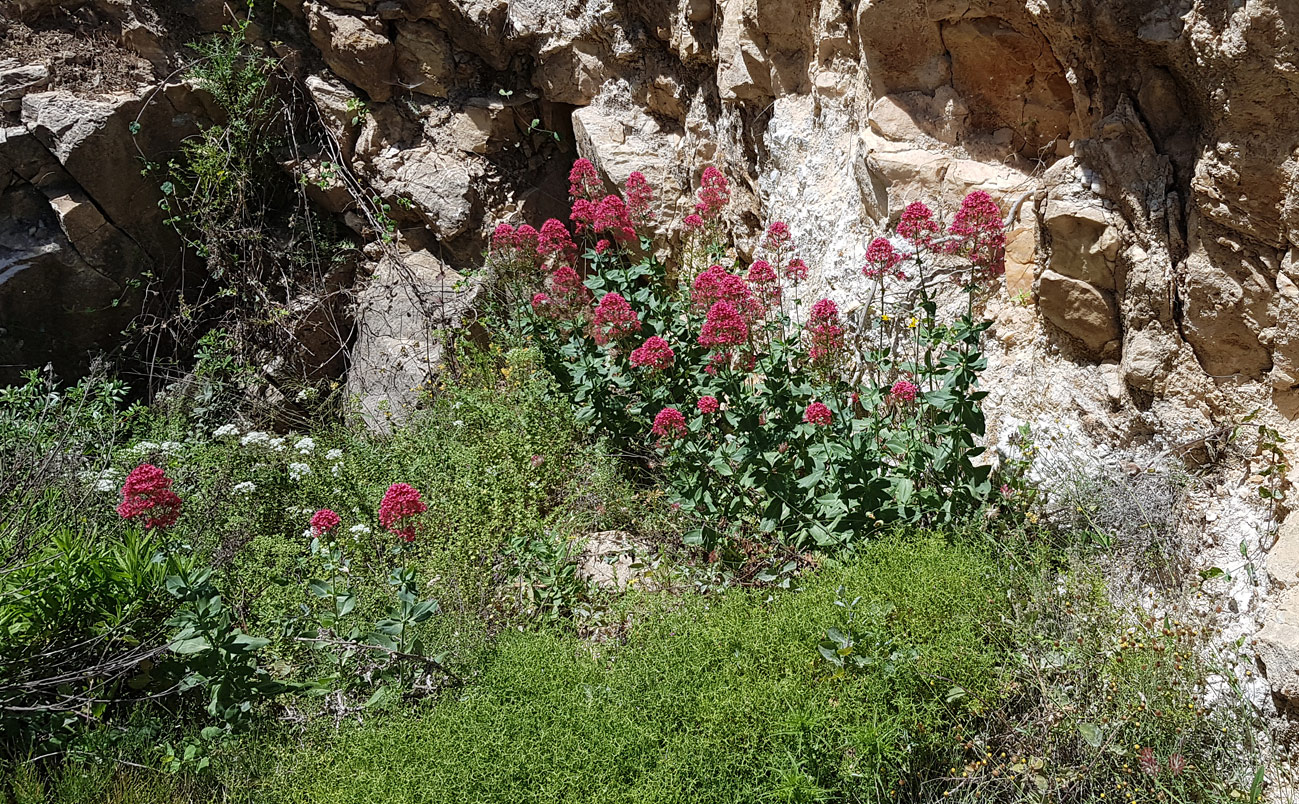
[230,536,1007,804]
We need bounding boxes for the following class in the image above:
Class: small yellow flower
[908,317,918,328]
[881,314,892,322]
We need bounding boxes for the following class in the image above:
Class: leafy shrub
[512,161,1009,550]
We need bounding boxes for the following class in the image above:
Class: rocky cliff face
[4,0,1299,709]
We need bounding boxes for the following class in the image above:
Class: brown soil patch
[0,17,156,95]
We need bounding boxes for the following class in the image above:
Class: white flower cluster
[131,441,160,454]
[288,462,311,481]
[294,436,315,455]
[349,524,371,535]
[83,466,121,493]
[213,423,239,439]
[233,481,256,494]
[240,431,271,448]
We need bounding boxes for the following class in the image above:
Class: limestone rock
[395,20,454,97]
[305,73,361,160]
[0,64,51,112]
[1258,584,1299,707]
[576,531,654,591]
[534,41,606,106]
[347,249,476,429]
[1037,269,1120,355]
[305,3,395,102]
[1043,198,1119,290]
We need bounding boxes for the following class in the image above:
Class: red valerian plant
[117,463,183,530]
[538,218,577,263]
[625,171,654,228]
[522,160,1008,550]
[568,158,602,200]
[803,402,833,427]
[697,301,749,350]
[805,298,846,373]
[379,482,427,542]
[310,508,341,538]
[590,292,641,345]
[945,190,1007,284]
[651,407,688,442]
[630,336,675,371]
[863,237,906,280]
[889,378,919,403]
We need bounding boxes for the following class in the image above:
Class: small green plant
[815,586,918,679]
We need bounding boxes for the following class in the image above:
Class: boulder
[534,40,606,106]
[346,249,477,429]
[1043,197,1120,290]
[1037,269,1120,355]
[305,3,395,102]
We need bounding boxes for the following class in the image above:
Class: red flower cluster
[889,378,919,403]
[116,463,182,530]
[946,190,1006,282]
[898,201,939,248]
[746,260,782,307]
[572,194,637,245]
[694,166,730,220]
[625,171,654,228]
[763,221,791,253]
[692,264,763,320]
[696,395,720,414]
[538,218,577,262]
[568,158,602,200]
[550,265,592,309]
[490,223,541,275]
[651,407,688,441]
[863,237,906,280]
[630,335,675,371]
[805,298,846,369]
[784,257,809,282]
[379,482,426,542]
[310,508,341,538]
[803,402,832,427]
[683,213,704,231]
[698,301,749,350]
[590,292,641,345]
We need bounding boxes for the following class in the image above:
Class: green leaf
[1077,722,1103,748]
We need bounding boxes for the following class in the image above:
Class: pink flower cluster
[863,237,906,280]
[697,301,749,350]
[805,298,846,369]
[590,292,641,345]
[898,202,940,248]
[630,335,675,371]
[310,508,341,538]
[889,378,919,403]
[803,402,832,427]
[568,158,602,200]
[625,172,654,228]
[379,482,427,542]
[532,265,593,321]
[538,218,577,263]
[696,395,719,414]
[572,194,637,245]
[784,257,809,282]
[692,264,763,320]
[116,463,183,530]
[651,407,688,442]
[745,259,781,306]
[694,166,730,220]
[490,223,541,275]
[945,190,1006,282]
[763,221,791,254]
